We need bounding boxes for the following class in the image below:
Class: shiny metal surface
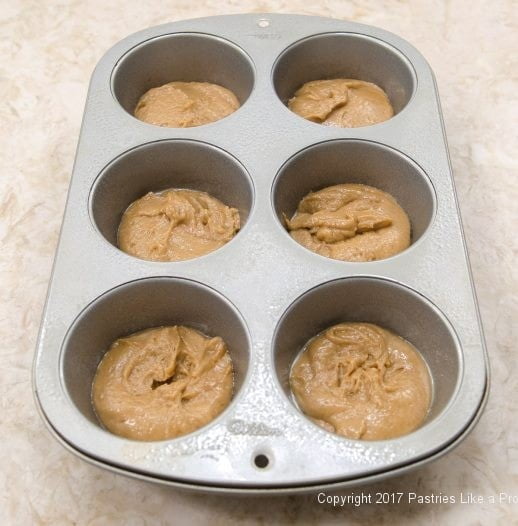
[33,13,488,492]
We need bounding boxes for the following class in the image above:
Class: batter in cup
[288,79,393,127]
[92,326,234,441]
[290,322,431,440]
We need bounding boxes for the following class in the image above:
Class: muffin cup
[90,139,254,256]
[112,32,255,124]
[272,32,416,119]
[272,138,435,258]
[61,277,251,428]
[273,276,461,428]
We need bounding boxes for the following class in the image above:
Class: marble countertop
[1,1,516,524]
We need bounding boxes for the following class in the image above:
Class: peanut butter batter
[92,326,234,441]
[288,79,393,127]
[134,81,240,127]
[118,188,240,262]
[290,323,431,440]
[285,184,410,262]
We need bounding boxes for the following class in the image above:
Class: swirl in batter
[288,79,393,127]
[134,81,240,128]
[92,326,234,441]
[285,183,410,262]
[118,188,240,262]
[290,323,431,440]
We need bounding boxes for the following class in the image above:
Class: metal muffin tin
[33,13,489,494]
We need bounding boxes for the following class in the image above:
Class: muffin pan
[33,13,488,493]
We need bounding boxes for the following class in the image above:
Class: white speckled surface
[1,1,516,524]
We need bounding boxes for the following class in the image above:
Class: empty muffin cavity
[112,33,255,126]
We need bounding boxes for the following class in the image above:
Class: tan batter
[285,183,410,262]
[134,81,240,127]
[288,79,393,127]
[92,326,234,441]
[290,323,431,440]
[118,188,240,262]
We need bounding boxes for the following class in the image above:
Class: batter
[285,183,410,262]
[92,326,234,441]
[118,188,240,262]
[290,323,431,440]
[288,79,393,127]
[134,81,240,127]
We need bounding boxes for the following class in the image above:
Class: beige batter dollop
[134,81,240,127]
[118,188,240,262]
[92,326,234,441]
[290,323,431,440]
[285,183,410,262]
[288,79,393,127]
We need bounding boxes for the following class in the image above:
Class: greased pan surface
[33,13,488,491]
